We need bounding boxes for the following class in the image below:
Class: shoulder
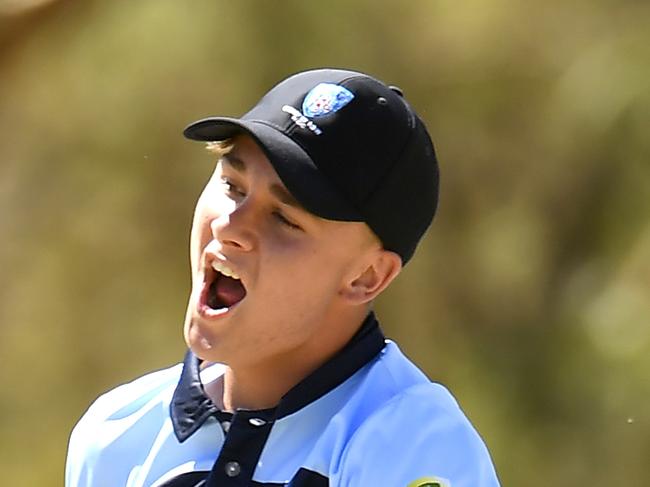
[65,362,184,487]
[73,361,183,428]
[335,376,501,487]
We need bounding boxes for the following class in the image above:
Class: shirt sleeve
[64,364,182,487]
[65,386,127,487]
[332,383,501,487]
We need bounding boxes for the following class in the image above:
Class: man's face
[184,135,379,370]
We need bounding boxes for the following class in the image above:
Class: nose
[209,199,256,252]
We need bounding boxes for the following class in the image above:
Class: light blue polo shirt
[65,313,501,486]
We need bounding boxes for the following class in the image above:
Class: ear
[340,250,402,305]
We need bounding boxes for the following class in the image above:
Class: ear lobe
[341,250,402,305]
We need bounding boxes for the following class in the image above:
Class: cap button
[225,461,241,477]
[388,85,404,97]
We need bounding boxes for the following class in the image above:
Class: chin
[187,312,238,364]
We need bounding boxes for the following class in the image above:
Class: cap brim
[183,117,363,222]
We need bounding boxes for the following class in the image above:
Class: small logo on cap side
[282,105,323,135]
[302,83,354,118]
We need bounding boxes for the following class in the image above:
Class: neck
[221,367,286,412]
[218,306,370,412]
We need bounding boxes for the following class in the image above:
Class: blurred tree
[0,1,648,485]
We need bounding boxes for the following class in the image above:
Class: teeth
[211,260,240,280]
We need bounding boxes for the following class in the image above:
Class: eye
[221,177,246,198]
[273,211,302,231]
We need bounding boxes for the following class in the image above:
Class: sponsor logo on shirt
[407,476,451,487]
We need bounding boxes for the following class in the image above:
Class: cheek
[261,244,345,303]
[191,209,212,250]
[189,180,234,268]
[189,207,210,270]
[189,195,221,269]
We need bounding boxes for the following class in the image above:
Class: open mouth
[201,260,247,314]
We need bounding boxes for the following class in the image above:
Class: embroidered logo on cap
[281,83,354,136]
[282,105,323,135]
[302,83,354,118]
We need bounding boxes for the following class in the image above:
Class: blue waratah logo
[282,83,354,135]
[302,83,354,118]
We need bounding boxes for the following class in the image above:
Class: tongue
[214,275,246,307]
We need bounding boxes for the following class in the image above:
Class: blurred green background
[1,0,649,485]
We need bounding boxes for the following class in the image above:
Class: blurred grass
[1,0,649,485]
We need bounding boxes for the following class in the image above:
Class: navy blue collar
[170,312,385,442]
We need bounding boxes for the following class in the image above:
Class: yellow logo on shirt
[407,476,451,487]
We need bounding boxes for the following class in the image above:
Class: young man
[65,69,501,487]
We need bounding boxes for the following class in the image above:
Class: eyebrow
[222,154,246,172]
[222,154,304,210]
[270,183,303,209]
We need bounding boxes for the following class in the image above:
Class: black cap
[184,68,439,264]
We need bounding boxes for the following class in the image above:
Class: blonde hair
[205,139,234,159]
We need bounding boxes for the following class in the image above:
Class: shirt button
[249,417,266,427]
[221,420,231,433]
[224,461,241,477]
